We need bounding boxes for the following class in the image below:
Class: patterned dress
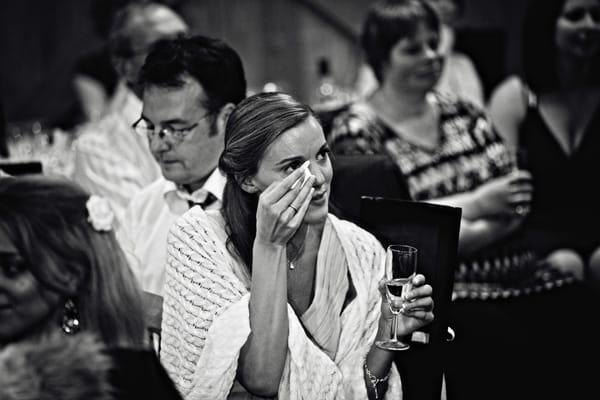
[328,92,513,201]
[328,93,540,298]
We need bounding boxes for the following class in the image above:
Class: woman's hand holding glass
[377,274,434,349]
[255,161,315,247]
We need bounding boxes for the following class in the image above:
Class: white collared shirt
[117,168,226,295]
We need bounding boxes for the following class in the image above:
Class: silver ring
[289,205,298,213]
[515,205,526,216]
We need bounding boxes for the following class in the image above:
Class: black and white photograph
[1,1,599,399]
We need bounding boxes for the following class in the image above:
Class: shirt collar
[162,168,227,204]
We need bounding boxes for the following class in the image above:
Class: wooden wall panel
[0,0,532,127]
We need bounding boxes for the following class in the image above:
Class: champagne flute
[376,244,418,351]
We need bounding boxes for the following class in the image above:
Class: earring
[61,298,80,335]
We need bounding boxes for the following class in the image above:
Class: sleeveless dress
[519,88,600,259]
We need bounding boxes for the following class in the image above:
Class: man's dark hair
[139,35,247,113]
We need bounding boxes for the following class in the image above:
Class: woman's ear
[215,103,236,137]
[63,265,86,297]
[239,176,260,194]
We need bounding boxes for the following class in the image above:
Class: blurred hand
[473,169,533,218]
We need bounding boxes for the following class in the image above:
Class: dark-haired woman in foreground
[0,176,183,399]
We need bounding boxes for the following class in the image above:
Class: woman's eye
[1,260,26,278]
[404,45,421,55]
[563,8,586,22]
[428,39,440,51]
[285,161,303,174]
[316,147,331,161]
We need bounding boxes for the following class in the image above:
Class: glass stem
[391,313,399,342]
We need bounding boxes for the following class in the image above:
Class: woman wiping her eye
[159,91,435,399]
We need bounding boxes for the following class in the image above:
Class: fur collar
[0,332,114,400]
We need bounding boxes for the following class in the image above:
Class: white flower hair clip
[86,195,114,232]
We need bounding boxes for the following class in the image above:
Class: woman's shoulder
[487,75,530,147]
[433,91,487,120]
[329,101,381,137]
[172,207,225,238]
[168,208,249,287]
[328,101,389,155]
[489,75,527,108]
[328,214,384,255]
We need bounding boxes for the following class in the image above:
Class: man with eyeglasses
[72,2,188,222]
[117,35,247,297]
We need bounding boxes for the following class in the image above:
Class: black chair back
[0,161,43,175]
[360,196,461,400]
[329,154,410,224]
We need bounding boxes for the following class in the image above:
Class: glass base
[375,339,410,351]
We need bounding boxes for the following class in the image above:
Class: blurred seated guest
[488,0,600,286]
[329,2,542,399]
[71,0,126,124]
[160,92,434,399]
[330,0,532,262]
[0,175,183,399]
[72,2,188,222]
[354,0,484,108]
[117,35,247,296]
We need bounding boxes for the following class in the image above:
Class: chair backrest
[0,161,43,175]
[359,196,461,400]
[328,155,461,399]
[359,197,461,342]
[141,291,163,356]
[329,154,410,224]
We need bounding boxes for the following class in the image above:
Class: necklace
[287,230,307,270]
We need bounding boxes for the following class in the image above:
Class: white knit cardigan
[160,208,402,399]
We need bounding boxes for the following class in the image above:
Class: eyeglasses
[132,113,212,143]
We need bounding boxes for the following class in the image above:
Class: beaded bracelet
[364,359,389,400]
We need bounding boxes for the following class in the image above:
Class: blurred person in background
[71,2,188,223]
[330,0,532,265]
[117,35,247,302]
[488,0,600,288]
[71,0,127,124]
[0,175,183,399]
[354,0,484,108]
[327,1,541,399]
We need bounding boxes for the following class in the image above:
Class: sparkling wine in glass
[376,244,417,351]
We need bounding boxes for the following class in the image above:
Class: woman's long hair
[0,176,145,347]
[218,92,315,270]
